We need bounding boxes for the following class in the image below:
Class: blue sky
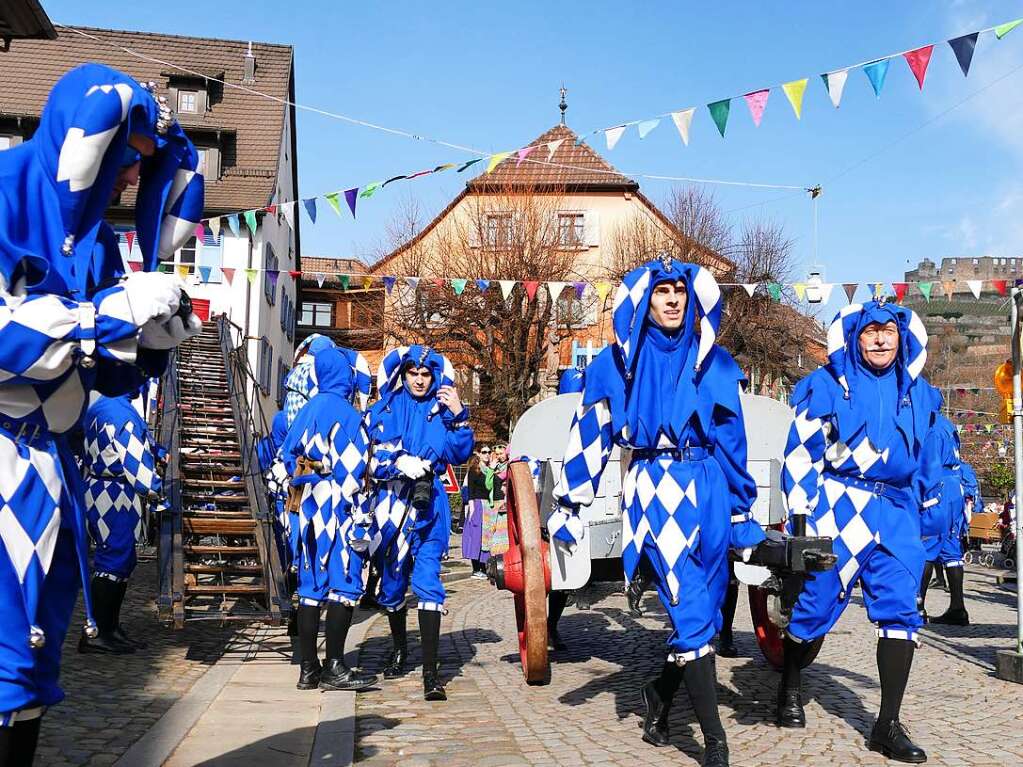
[45,1,1023,298]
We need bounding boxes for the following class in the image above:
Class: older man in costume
[0,64,203,764]
[549,257,766,767]
[281,347,377,692]
[779,300,941,763]
[366,346,474,702]
[79,388,163,654]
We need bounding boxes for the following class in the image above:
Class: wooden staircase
[157,319,289,628]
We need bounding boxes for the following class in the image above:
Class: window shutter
[584,210,600,246]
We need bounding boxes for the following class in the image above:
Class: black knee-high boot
[869,639,926,763]
[419,609,446,701]
[295,604,322,690]
[717,578,739,657]
[0,716,42,767]
[931,567,969,625]
[641,661,682,747]
[683,654,729,766]
[918,561,934,620]
[383,608,408,678]
[777,637,809,728]
[548,591,569,650]
[319,603,377,691]
[110,579,146,649]
[78,577,133,655]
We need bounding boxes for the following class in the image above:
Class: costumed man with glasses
[778,300,941,764]
[548,256,766,767]
[0,64,204,765]
[365,346,474,702]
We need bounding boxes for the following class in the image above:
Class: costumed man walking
[282,347,377,692]
[918,415,969,626]
[549,257,766,767]
[778,300,941,764]
[0,64,204,765]
[366,346,474,702]
[258,411,294,573]
[79,389,163,654]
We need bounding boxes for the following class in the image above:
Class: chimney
[243,42,256,82]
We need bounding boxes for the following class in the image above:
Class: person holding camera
[365,346,475,701]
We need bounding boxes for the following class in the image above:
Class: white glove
[139,312,202,350]
[121,272,185,327]
[395,454,427,480]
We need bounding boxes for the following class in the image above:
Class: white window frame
[178,90,198,114]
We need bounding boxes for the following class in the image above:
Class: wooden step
[185,584,266,595]
[184,544,258,555]
[184,518,255,534]
[183,510,252,519]
[185,563,263,574]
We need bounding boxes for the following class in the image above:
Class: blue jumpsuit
[282,349,372,606]
[366,346,475,613]
[0,64,203,723]
[782,301,942,646]
[919,416,966,568]
[258,411,294,571]
[551,259,765,662]
[82,393,163,581]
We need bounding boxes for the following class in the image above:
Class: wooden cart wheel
[748,585,824,671]
[505,461,550,685]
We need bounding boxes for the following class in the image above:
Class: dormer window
[178,90,198,113]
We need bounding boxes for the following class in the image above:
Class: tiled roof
[0,25,293,213]
[301,257,369,275]
[467,124,638,192]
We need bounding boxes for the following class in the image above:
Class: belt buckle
[15,422,40,445]
[872,481,885,497]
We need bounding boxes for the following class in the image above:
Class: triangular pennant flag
[451,278,468,295]
[344,188,359,218]
[245,268,257,284]
[303,198,318,224]
[124,230,135,253]
[985,423,995,434]
[475,278,490,293]
[222,267,234,285]
[227,214,240,238]
[573,281,587,299]
[872,282,886,299]
[194,223,206,245]
[158,262,173,273]
[821,70,849,108]
[383,175,408,187]
[819,283,835,304]
[339,274,350,290]
[199,266,212,283]
[177,264,190,280]
[523,281,540,301]
[942,280,955,299]
[267,270,280,290]
[289,270,301,280]
[547,281,567,301]
[995,19,1023,39]
[842,283,858,302]
[432,278,445,289]
[458,159,484,174]
[325,192,343,217]
[741,283,758,297]
[209,217,221,241]
[405,276,420,291]
[637,118,661,139]
[595,281,612,301]
[546,138,565,159]
[967,279,982,299]
[486,152,512,173]
[315,273,326,289]
[903,45,934,90]
[766,283,782,302]
[362,276,373,290]
[516,146,535,166]
[782,79,809,119]
[918,281,933,301]
[670,109,695,146]
[280,201,296,230]
[127,261,142,272]
[707,99,731,137]
[892,282,909,302]
[993,279,1008,296]
[793,282,807,301]
[863,58,891,97]
[948,33,979,77]
[264,204,277,216]
[743,89,770,127]
[383,276,396,294]
[243,210,258,235]
[498,280,516,300]
[605,125,627,151]
[360,182,382,198]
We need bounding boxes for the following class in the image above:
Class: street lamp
[805,267,826,304]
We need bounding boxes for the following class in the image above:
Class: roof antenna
[559,84,568,125]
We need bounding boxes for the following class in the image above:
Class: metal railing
[156,349,184,626]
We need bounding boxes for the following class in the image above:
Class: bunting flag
[605,125,627,150]
[176,265,190,280]
[325,192,343,217]
[339,274,350,290]
[948,33,979,76]
[199,266,212,283]
[227,214,240,238]
[595,281,612,301]
[383,275,396,294]
[280,201,296,230]
[995,18,1023,39]
[244,210,259,236]
[842,283,858,303]
[793,282,806,301]
[892,282,908,302]
[918,281,933,301]
[222,267,234,285]
[194,223,206,250]
[547,281,567,301]
[158,262,172,273]
[741,283,758,297]
[498,280,516,300]
[315,273,326,288]
[476,278,490,293]
[383,175,408,187]
[362,276,373,290]
[516,146,535,166]
[766,283,782,302]
[360,182,382,198]
[431,278,445,289]
[289,270,301,280]
[863,58,891,97]
[457,159,483,173]
[782,78,808,118]
[708,99,731,137]
[967,279,983,299]
[433,163,456,173]
[993,279,1008,296]
[818,282,835,304]
[344,188,359,218]
[451,278,468,295]
[942,280,955,299]
[405,276,420,291]
[546,138,565,158]
[523,281,540,301]
[303,198,318,224]
[670,109,695,146]
[872,282,886,299]
[245,268,257,284]
[265,204,277,216]
[637,118,660,139]
[821,70,849,108]
[124,230,135,253]
[573,281,586,299]
[209,217,221,241]
[743,90,770,127]
[904,45,934,89]
[486,152,512,173]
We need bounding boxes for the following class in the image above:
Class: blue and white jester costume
[776,300,940,760]
[281,347,378,692]
[549,258,764,758]
[258,411,294,572]
[0,64,202,743]
[557,366,585,395]
[919,414,964,567]
[365,345,474,699]
[282,334,371,429]
[80,389,162,653]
